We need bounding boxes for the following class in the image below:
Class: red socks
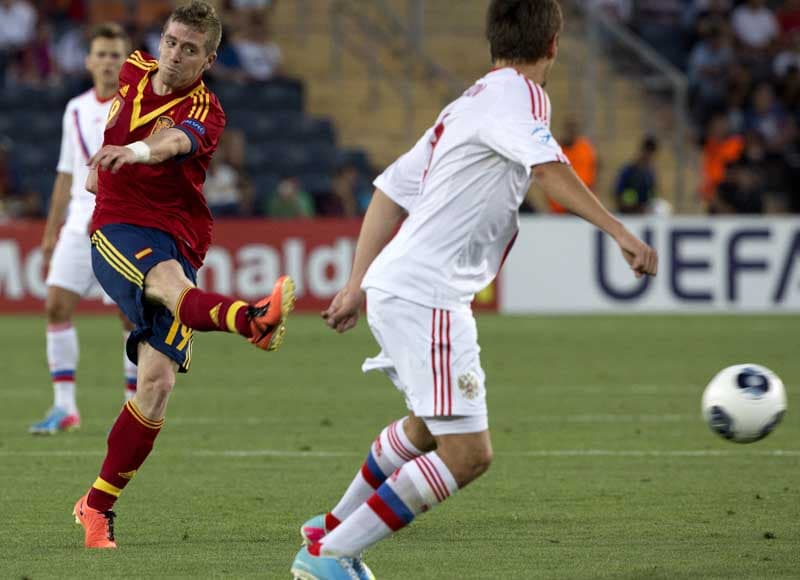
[87,401,163,512]
[325,512,341,532]
[176,288,252,337]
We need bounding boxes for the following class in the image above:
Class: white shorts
[362,289,488,432]
[46,227,112,303]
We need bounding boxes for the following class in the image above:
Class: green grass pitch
[1,314,798,579]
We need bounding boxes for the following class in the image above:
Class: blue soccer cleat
[291,545,375,580]
[300,514,327,545]
[29,407,80,435]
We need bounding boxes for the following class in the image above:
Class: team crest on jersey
[151,115,175,135]
[531,126,552,144]
[457,372,481,400]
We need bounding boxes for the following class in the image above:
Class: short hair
[486,0,563,64]
[89,22,130,48]
[165,0,222,55]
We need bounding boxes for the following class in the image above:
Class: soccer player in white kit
[30,24,136,435]
[291,1,658,578]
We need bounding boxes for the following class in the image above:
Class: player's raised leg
[30,286,82,434]
[301,414,435,544]
[144,259,295,351]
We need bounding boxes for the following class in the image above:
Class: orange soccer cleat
[72,493,117,548]
[247,275,295,351]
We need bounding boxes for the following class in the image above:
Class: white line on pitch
[1,449,798,458]
[1,414,695,428]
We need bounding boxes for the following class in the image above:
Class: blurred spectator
[700,112,744,208]
[779,118,800,213]
[688,24,734,125]
[224,0,276,30]
[317,163,368,217]
[202,132,253,217]
[267,176,315,218]
[713,130,780,213]
[13,21,58,87]
[53,24,87,77]
[207,26,247,84]
[774,31,800,78]
[0,0,37,85]
[232,12,282,82]
[547,117,598,214]
[777,61,800,110]
[731,0,778,53]
[724,62,753,134]
[745,81,787,151]
[613,136,659,214]
[633,0,686,67]
[0,0,37,50]
[777,0,800,40]
[686,0,731,48]
[715,163,764,213]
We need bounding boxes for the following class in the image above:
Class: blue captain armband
[181,118,206,136]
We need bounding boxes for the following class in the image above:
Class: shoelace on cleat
[102,510,116,541]
[246,302,270,320]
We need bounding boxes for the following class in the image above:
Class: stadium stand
[0,1,376,219]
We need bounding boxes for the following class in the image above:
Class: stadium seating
[0,75,373,215]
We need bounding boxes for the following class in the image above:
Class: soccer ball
[701,364,787,444]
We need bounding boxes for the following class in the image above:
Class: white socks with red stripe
[328,417,423,527]
[123,331,137,401]
[47,323,79,415]
[316,451,458,558]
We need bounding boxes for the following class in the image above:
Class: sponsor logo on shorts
[457,372,480,400]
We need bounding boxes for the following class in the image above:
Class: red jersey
[92,50,226,268]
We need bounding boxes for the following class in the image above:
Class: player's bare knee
[405,414,437,452]
[45,298,72,324]
[436,431,493,486]
[471,446,493,478]
[144,260,193,310]
[136,368,175,411]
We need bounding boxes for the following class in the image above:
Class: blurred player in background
[72,0,294,549]
[292,0,657,577]
[30,23,135,436]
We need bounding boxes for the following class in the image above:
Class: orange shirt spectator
[701,114,744,203]
[548,120,598,213]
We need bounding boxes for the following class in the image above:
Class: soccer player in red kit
[72,0,295,548]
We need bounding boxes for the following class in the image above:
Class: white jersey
[56,89,113,234]
[363,67,569,311]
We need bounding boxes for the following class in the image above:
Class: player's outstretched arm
[534,161,658,278]
[322,189,406,333]
[89,128,193,173]
[41,172,73,268]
